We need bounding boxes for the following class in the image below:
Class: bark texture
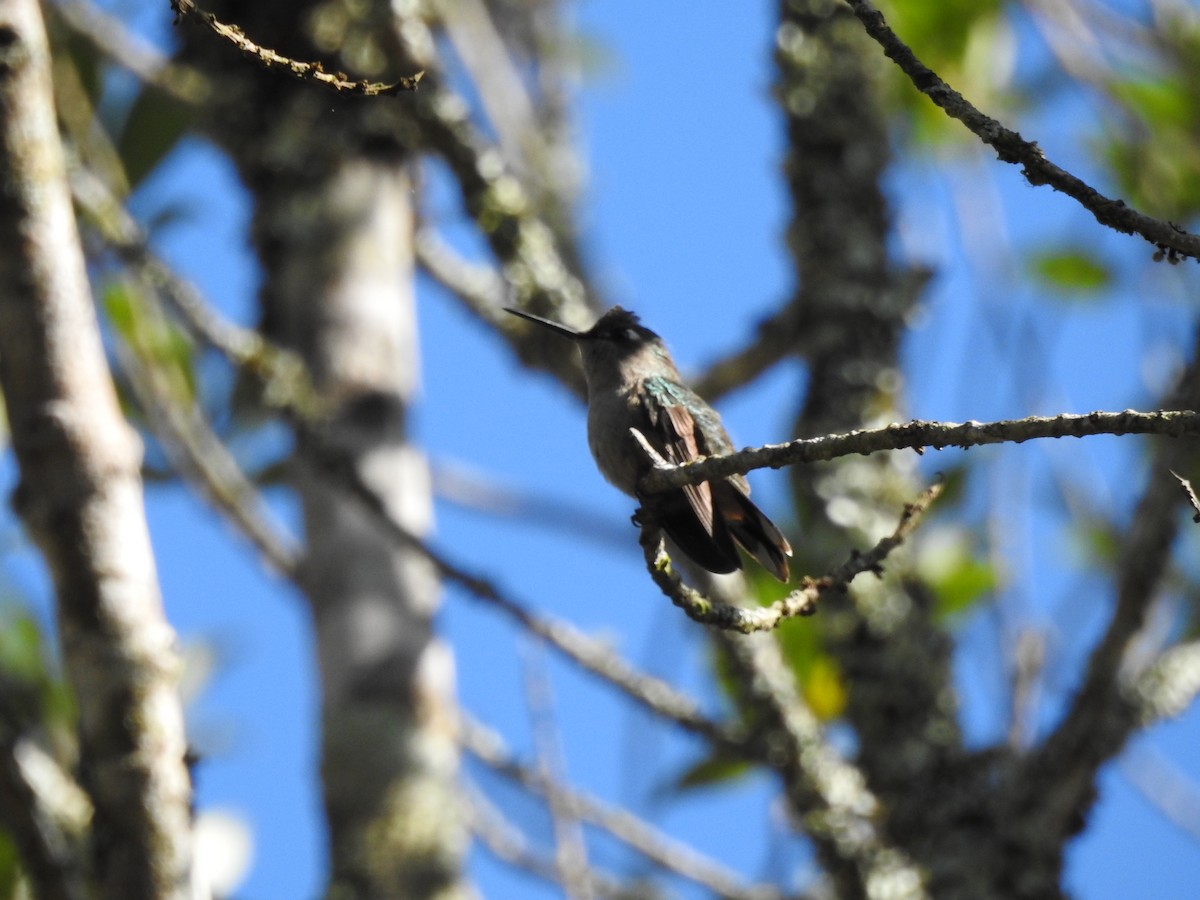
[0,1,192,897]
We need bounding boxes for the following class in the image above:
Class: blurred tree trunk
[180,3,469,897]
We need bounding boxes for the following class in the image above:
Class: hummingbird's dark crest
[506,305,792,581]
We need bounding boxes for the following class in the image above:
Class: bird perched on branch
[507,306,792,581]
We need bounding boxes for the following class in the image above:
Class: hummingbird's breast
[586,380,650,497]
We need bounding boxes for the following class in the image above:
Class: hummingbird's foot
[632,505,658,528]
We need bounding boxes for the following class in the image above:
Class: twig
[639,410,1200,494]
[462,715,790,900]
[1120,740,1200,843]
[638,480,942,630]
[1170,470,1200,523]
[434,0,542,174]
[843,0,1200,262]
[432,459,631,550]
[692,306,804,402]
[169,0,422,94]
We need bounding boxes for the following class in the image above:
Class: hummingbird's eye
[623,328,640,342]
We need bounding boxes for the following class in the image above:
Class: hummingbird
[506,306,792,581]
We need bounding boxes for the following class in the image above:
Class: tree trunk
[179,3,470,896]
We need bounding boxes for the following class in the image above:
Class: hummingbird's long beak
[505,307,584,340]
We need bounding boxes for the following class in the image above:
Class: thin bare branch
[1018,335,1200,842]
[415,226,510,325]
[693,306,804,402]
[639,409,1200,494]
[843,0,1200,262]
[1121,740,1200,843]
[169,0,421,94]
[69,162,323,421]
[1170,470,1200,523]
[432,459,632,551]
[434,0,542,172]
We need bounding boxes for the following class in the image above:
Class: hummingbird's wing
[645,377,792,582]
[642,379,741,573]
[643,381,714,533]
[659,404,714,531]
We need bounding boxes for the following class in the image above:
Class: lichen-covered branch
[637,480,943,631]
[640,409,1200,494]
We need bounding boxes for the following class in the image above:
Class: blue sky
[10,1,1200,897]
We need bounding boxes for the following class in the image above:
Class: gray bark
[0,0,192,896]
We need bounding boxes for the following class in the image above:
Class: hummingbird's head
[577,307,672,388]
[580,307,661,350]
[505,305,673,388]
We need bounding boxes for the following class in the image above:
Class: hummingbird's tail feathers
[719,488,793,583]
[657,492,741,575]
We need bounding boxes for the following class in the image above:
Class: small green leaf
[102,280,199,405]
[117,84,197,188]
[0,611,45,682]
[1028,249,1112,296]
[918,532,1000,619]
[670,753,751,793]
[0,831,20,899]
[1111,77,1192,130]
[800,655,848,720]
[776,616,848,721]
